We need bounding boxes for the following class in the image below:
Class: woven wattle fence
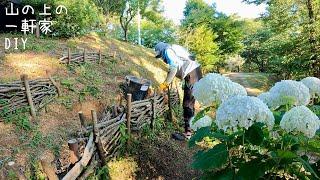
[56,89,180,179]
[128,89,180,131]
[59,48,118,65]
[0,74,60,119]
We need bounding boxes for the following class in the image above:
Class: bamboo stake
[126,94,132,136]
[21,75,36,117]
[92,110,107,166]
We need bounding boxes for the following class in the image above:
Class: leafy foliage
[180,25,219,72]
[180,0,245,72]
[242,0,320,78]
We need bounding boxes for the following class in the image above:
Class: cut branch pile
[59,48,116,65]
[56,108,126,179]
[0,75,60,119]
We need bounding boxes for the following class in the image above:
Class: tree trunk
[306,0,319,76]
[124,28,128,41]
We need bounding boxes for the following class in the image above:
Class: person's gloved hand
[159,82,169,91]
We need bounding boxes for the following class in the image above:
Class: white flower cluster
[216,95,275,132]
[301,77,320,98]
[192,73,247,106]
[190,115,213,131]
[280,106,320,138]
[258,80,310,109]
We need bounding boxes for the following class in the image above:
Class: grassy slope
[0,33,275,178]
[0,32,169,178]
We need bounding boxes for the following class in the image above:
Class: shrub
[190,74,320,179]
[21,0,105,37]
[53,0,104,37]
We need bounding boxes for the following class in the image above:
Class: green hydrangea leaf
[237,158,268,180]
[192,144,228,171]
[245,123,264,145]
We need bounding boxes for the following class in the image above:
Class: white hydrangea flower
[301,77,320,98]
[192,73,247,106]
[216,95,275,132]
[267,80,310,109]
[258,92,272,105]
[190,115,213,131]
[280,106,320,138]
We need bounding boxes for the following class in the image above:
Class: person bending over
[154,42,202,140]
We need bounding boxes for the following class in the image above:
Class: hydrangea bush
[190,75,320,179]
[301,77,320,98]
[190,115,212,131]
[280,106,320,138]
[216,95,274,132]
[192,73,247,106]
[258,80,310,110]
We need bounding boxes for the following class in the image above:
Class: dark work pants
[183,66,202,132]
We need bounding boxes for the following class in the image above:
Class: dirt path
[224,72,277,96]
[135,137,201,180]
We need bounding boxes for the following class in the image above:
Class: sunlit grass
[0,52,65,82]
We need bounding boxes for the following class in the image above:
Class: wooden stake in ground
[68,48,71,65]
[21,74,36,117]
[99,49,102,64]
[151,93,156,130]
[126,94,132,136]
[62,133,95,180]
[68,139,79,164]
[167,85,173,122]
[83,48,86,63]
[46,70,61,97]
[78,111,86,128]
[92,110,107,166]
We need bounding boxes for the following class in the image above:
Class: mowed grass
[224,72,278,96]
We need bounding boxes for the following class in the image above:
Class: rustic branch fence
[0,74,61,119]
[55,88,180,179]
[59,48,119,65]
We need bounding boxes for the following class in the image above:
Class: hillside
[0,33,276,179]
[0,33,173,178]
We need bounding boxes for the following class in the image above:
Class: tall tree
[119,0,149,41]
[242,0,320,77]
[93,0,124,22]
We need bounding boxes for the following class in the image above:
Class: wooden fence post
[21,74,36,117]
[83,48,86,63]
[67,48,71,65]
[46,70,61,97]
[113,51,117,59]
[78,111,85,128]
[91,110,106,166]
[126,94,132,136]
[150,93,156,130]
[68,139,79,164]
[99,49,102,64]
[167,85,173,122]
